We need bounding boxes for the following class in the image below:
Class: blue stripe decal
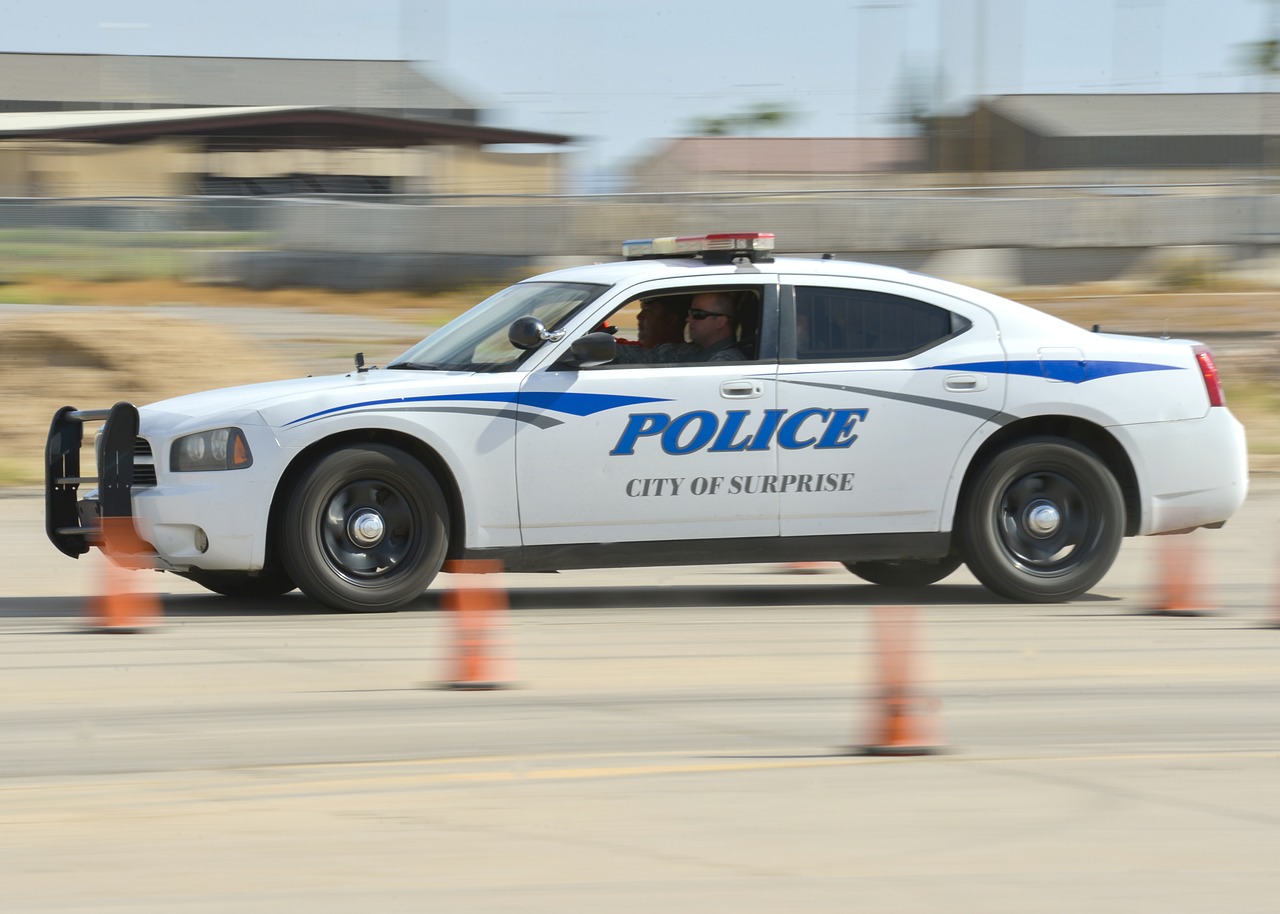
[517,391,670,415]
[286,391,669,427]
[926,360,1181,384]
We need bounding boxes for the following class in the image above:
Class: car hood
[141,370,477,426]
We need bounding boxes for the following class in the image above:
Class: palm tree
[688,104,795,137]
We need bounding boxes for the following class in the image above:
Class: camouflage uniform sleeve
[700,338,746,361]
[611,343,656,364]
[650,343,697,363]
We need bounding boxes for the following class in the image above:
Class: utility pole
[1268,0,1280,181]
[972,0,988,178]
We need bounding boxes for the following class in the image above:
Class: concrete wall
[4,188,1278,290]
[172,191,1277,291]
[267,193,1278,258]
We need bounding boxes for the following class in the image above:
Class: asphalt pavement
[1,481,1279,913]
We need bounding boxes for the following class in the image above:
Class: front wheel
[958,437,1124,602]
[845,555,963,588]
[281,444,449,612]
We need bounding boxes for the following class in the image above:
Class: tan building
[627,137,925,193]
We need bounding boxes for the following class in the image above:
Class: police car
[46,232,1248,611]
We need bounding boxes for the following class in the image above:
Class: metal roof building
[0,52,479,122]
[0,53,572,196]
[931,93,1280,171]
[0,106,571,150]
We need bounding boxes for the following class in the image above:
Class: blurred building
[929,93,1280,173]
[0,52,572,196]
[627,137,925,192]
[627,95,1280,192]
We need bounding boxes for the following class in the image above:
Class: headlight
[170,428,253,472]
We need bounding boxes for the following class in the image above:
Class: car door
[775,276,1006,536]
[514,280,780,546]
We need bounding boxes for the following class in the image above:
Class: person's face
[637,301,685,348]
[686,295,732,348]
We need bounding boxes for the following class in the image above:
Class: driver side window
[589,288,763,367]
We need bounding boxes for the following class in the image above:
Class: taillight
[1193,344,1225,407]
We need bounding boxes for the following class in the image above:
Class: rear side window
[795,286,965,361]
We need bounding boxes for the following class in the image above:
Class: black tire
[845,555,963,587]
[178,566,296,600]
[280,444,448,612]
[958,436,1124,602]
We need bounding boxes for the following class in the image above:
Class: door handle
[721,380,764,399]
[944,374,987,392]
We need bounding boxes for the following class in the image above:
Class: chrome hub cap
[347,509,386,548]
[1025,501,1061,538]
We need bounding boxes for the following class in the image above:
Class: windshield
[387,281,609,372]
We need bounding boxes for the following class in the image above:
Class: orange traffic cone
[783,562,831,574]
[437,559,511,690]
[1266,551,1280,629]
[88,516,160,633]
[858,605,943,756]
[1147,536,1213,616]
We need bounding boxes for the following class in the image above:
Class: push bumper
[45,402,156,561]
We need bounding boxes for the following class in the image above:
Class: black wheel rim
[994,469,1095,577]
[318,477,419,585]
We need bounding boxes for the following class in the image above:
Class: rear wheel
[958,437,1124,602]
[845,555,963,587]
[281,444,448,612]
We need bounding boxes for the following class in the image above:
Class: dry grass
[1016,289,1280,334]
[0,278,492,323]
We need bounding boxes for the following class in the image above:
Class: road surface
[2,481,1278,913]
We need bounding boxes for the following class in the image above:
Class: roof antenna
[822,252,834,260]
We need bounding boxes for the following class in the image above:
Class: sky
[3,0,1277,179]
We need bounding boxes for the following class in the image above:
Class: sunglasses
[688,308,729,321]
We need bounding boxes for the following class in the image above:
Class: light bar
[622,232,775,263]
[621,235,706,259]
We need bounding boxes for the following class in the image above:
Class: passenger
[636,297,689,349]
[612,292,745,364]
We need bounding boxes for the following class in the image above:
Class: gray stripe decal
[777,377,1017,425]
[286,404,564,429]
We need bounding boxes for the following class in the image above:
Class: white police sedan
[46,233,1248,611]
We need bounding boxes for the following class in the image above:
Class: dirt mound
[1,313,299,485]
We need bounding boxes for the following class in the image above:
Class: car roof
[523,255,923,287]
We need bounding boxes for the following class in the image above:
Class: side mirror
[508,315,549,351]
[559,332,617,368]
